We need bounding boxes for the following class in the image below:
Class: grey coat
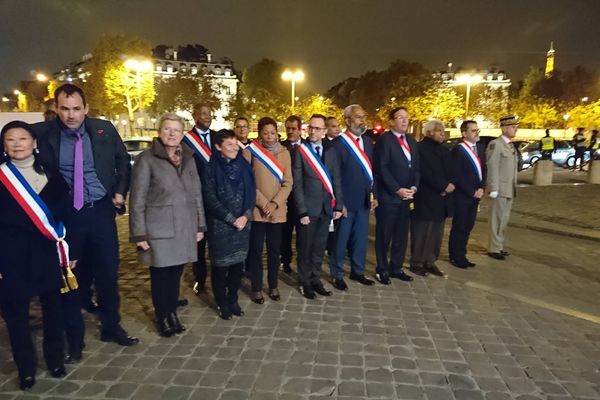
[129,139,207,267]
[486,137,518,199]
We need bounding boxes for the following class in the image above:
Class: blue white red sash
[0,162,70,268]
[183,130,212,163]
[297,143,336,208]
[247,142,285,184]
[339,131,373,183]
[459,141,483,182]
[396,134,412,167]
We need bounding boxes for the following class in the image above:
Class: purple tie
[73,132,84,210]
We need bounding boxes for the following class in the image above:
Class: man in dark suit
[329,104,376,290]
[409,120,454,277]
[35,83,137,346]
[373,107,419,284]
[280,115,303,274]
[184,102,217,295]
[292,114,343,299]
[448,120,486,268]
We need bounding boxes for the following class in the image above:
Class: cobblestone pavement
[1,183,599,399]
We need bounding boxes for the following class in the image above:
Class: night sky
[1,0,599,95]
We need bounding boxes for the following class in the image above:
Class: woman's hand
[233,216,248,231]
[196,232,204,242]
[262,201,277,217]
[136,241,150,251]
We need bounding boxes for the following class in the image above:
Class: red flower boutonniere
[97,129,104,135]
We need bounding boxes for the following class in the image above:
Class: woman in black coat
[0,121,76,390]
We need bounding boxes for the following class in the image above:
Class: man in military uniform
[539,129,555,161]
[486,115,519,260]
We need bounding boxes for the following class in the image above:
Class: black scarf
[213,152,256,214]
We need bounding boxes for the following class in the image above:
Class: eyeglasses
[307,126,326,132]
[161,127,183,134]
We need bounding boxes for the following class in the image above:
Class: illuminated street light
[13,89,21,95]
[2,97,9,102]
[281,69,304,112]
[581,97,589,103]
[36,73,48,82]
[454,73,483,119]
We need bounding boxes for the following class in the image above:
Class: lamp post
[281,69,304,113]
[454,73,483,119]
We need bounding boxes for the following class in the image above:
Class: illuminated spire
[545,41,555,78]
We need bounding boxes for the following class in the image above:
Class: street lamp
[454,73,483,119]
[36,73,48,82]
[281,69,304,112]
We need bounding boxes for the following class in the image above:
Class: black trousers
[0,292,64,378]
[448,198,478,264]
[193,237,208,287]
[375,202,410,276]
[280,206,296,266]
[296,213,330,287]
[77,260,95,305]
[149,265,183,319]
[61,289,85,355]
[246,222,283,292]
[574,148,586,169]
[410,219,445,267]
[211,263,243,309]
[65,196,121,332]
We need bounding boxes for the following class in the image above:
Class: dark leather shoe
[299,285,316,299]
[425,264,446,277]
[449,259,469,269]
[390,270,414,282]
[19,376,35,390]
[230,302,244,316]
[250,291,265,304]
[465,260,476,267]
[192,282,205,296]
[50,366,67,378]
[409,265,429,277]
[217,306,232,320]
[64,351,82,364]
[312,285,332,296]
[500,250,509,256]
[487,252,505,260]
[281,263,292,274]
[167,313,186,334]
[375,273,391,285]
[177,298,188,307]
[82,300,98,314]
[101,326,140,346]
[332,278,348,291]
[268,288,281,301]
[156,318,174,337]
[349,273,375,286]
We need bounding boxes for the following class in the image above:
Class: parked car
[124,139,152,164]
[520,140,590,168]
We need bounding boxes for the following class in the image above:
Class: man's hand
[136,241,150,251]
[196,232,204,242]
[474,188,484,199]
[69,260,78,269]
[444,183,455,193]
[342,206,348,218]
[112,193,125,207]
[333,211,343,220]
[262,201,277,217]
[299,216,310,225]
[233,216,248,231]
[370,198,378,210]
[489,191,498,199]
[396,188,414,200]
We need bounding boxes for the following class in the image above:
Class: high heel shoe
[156,317,175,337]
[268,288,281,301]
[250,291,264,304]
[19,376,35,390]
[167,312,186,334]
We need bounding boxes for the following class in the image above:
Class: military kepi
[499,115,519,126]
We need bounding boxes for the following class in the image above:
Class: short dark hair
[0,120,44,173]
[326,116,337,122]
[193,102,212,113]
[388,107,407,121]
[309,114,327,124]
[214,129,236,146]
[234,117,249,126]
[285,115,302,127]
[460,120,477,132]
[55,83,87,107]
[258,117,277,132]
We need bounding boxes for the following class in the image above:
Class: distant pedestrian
[588,129,599,160]
[572,127,587,171]
[486,115,519,260]
[539,129,555,161]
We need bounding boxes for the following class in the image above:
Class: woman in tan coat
[244,117,292,303]
[129,113,206,337]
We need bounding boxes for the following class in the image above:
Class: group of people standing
[0,81,521,390]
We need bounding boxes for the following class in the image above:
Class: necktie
[472,145,478,156]
[73,131,84,210]
[315,145,321,158]
[201,133,209,147]
[356,137,361,150]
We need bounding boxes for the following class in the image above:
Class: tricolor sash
[297,143,336,208]
[247,142,285,184]
[183,131,212,163]
[459,141,483,182]
[0,162,77,292]
[396,134,412,167]
[339,131,373,183]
